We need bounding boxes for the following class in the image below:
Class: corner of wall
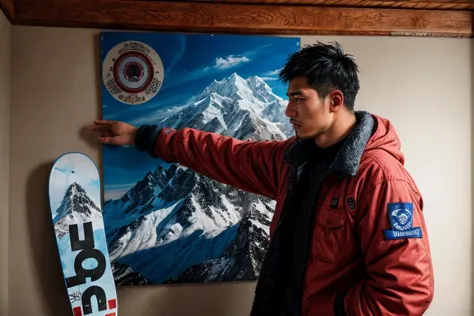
[470,37,474,316]
[0,9,11,316]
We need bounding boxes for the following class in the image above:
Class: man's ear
[329,90,344,112]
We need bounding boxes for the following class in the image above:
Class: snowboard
[48,152,118,316]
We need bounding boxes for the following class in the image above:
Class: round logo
[102,41,164,105]
[390,208,412,231]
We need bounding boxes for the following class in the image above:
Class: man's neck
[314,111,357,148]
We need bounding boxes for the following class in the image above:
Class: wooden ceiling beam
[9,0,474,37]
[163,0,474,10]
[0,0,15,22]
[153,0,474,3]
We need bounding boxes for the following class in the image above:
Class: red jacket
[150,112,434,315]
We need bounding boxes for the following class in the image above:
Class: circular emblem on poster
[102,41,164,105]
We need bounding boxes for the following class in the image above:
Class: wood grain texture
[0,0,15,22]
[163,0,474,10]
[14,0,473,37]
[123,0,474,3]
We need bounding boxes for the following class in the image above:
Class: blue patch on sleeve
[384,202,422,240]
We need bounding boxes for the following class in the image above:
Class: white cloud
[262,68,282,76]
[214,55,250,69]
[259,76,279,81]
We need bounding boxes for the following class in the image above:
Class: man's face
[285,76,331,139]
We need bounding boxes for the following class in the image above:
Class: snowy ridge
[103,73,292,284]
[53,182,103,238]
[159,73,291,141]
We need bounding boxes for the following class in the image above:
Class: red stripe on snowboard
[73,306,82,316]
[108,298,117,309]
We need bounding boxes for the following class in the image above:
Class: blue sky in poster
[100,32,300,199]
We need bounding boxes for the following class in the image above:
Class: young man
[91,42,434,315]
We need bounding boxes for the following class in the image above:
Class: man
[91,42,434,315]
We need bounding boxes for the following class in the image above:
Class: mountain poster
[99,31,301,285]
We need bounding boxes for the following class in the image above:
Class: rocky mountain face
[103,73,291,285]
[53,182,102,238]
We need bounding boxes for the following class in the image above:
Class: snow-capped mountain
[53,182,102,238]
[164,196,274,283]
[103,73,292,285]
[158,73,292,141]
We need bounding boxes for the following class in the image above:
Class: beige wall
[0,10,10,316]
[6,25,473,315]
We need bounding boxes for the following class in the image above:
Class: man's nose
[285,101,296,118]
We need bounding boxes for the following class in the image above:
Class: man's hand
[90,120,138,146]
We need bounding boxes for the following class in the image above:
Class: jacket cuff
[333,292,347,316]
[134,124,161,158]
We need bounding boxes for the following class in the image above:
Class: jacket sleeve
[338,179,434,315]
[141,126,290,200]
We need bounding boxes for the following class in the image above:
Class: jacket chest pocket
[313,209,347,263]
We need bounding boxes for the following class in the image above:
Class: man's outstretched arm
[92,120,292,200]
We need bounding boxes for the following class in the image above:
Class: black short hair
[279,41,360,111]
